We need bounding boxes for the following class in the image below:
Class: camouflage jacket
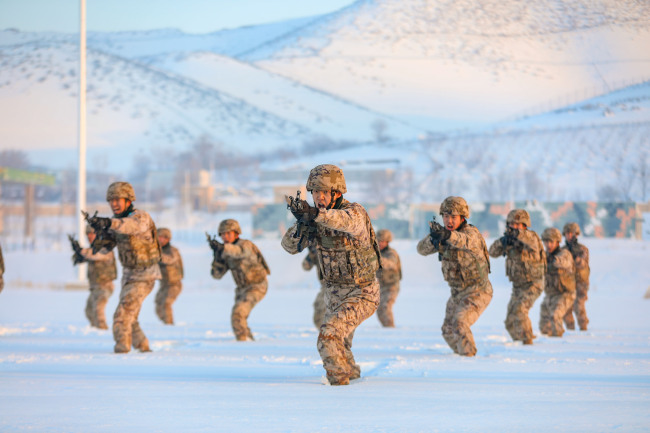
[160,244,183,284]
[377,246,402,286]
[302,244,323,280]
[80,247,117,284]
[417,222,491,289]
[488,229,546,284]
[0,244,3,276]
[211,238,270,288]
[282,199,380,287]
[105,208,162,282]
[545,247,576,296]
[565,240,590,284]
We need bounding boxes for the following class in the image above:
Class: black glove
[429,220,450,246]
[205,232,224,255]
[289,197,319,223]
[501,235,515,247]
[89,216,111,232]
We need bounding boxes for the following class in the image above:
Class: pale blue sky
[0,0,355,33]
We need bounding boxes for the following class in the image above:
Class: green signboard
[0,167,56,186]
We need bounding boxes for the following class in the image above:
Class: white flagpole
[77,0,87,281]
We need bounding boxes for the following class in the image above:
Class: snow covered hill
[243,0,650,127]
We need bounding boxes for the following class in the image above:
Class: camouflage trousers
[85,282,114,330]
[539,291,577,337]
[155,281,182,325]
[232,281,267,341]
[312,284,326,329]
[318,280,379,385]
[113,279,155,353]
[442,281,493,357]
[377,283,400,327]
[505,280,543,342]
[563,282,589,331]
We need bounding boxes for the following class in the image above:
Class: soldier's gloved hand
[89,216,111,232]
[209,238,224,254]
[429,224,450,245]
[501,235,514,247]
[290,198,319,223]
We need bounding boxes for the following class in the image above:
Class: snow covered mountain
[0,0,648,176]
[242,0,650,127]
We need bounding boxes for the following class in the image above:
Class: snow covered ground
[1,238,649,432]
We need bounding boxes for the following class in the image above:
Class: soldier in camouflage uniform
[375,229,402,328]
[0,242,4,293]
[155,228,184,325]
[72,225,118,329]
[302,244,327,329]
[87,181,161,353]
[539,227,576,337]
[488,210,546,345]
[209,219,270,341]
[282,164,381,386]
[417,196,492,357]
[562,222,590,331]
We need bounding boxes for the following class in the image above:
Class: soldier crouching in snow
[282,164,381,386]
[539,227,576,337]
[208,219,270,341]
[562,222,590,331]
[155,227,184,325]
[86,181,161,353]
[488,209,546,345]
[417,196,492,357]
[375,229,402,328]
[69,225,118,329]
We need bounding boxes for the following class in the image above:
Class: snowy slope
[1,238,649,432]
[243,0,650,126]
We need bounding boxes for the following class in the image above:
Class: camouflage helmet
[541,227,562,243]
[376,229,393,243]
[85,224,95,234]
[157,227,172,240]
[106,181,136,202]
[562,222,581,236]
[218,219,241,235]
[506,209,531,228]
[440,196,469,218]
[306,164,347,194]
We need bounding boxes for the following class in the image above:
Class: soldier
[70,226,118,329]
[86,181,161,353]
[417,196,492,357]
[562,222,590,331]
[282,164,381,386]
[208,219,270,341]
[154,228,184,325]
[302,244,326,329]
[539,227,576,337]
[375,229,402,328]
[0,242,4,293]
[488,209,546,345]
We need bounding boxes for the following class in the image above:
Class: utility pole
[77,0,87,281]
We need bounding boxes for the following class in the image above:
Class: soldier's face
[544,239,559,253]
[378,240,388,250]
[564,232,576,242]
[86,232,96,243]
[109,198,130,215]
[508,222,525,230]
[158,235,170,247]
[220,230,238,244]
[442,214,463,231]
[311,190,341,210]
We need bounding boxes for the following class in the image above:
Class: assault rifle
[68,234,85,265]
[205,232,224,261]
[81,210,116,253]
[286,190,317,253]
